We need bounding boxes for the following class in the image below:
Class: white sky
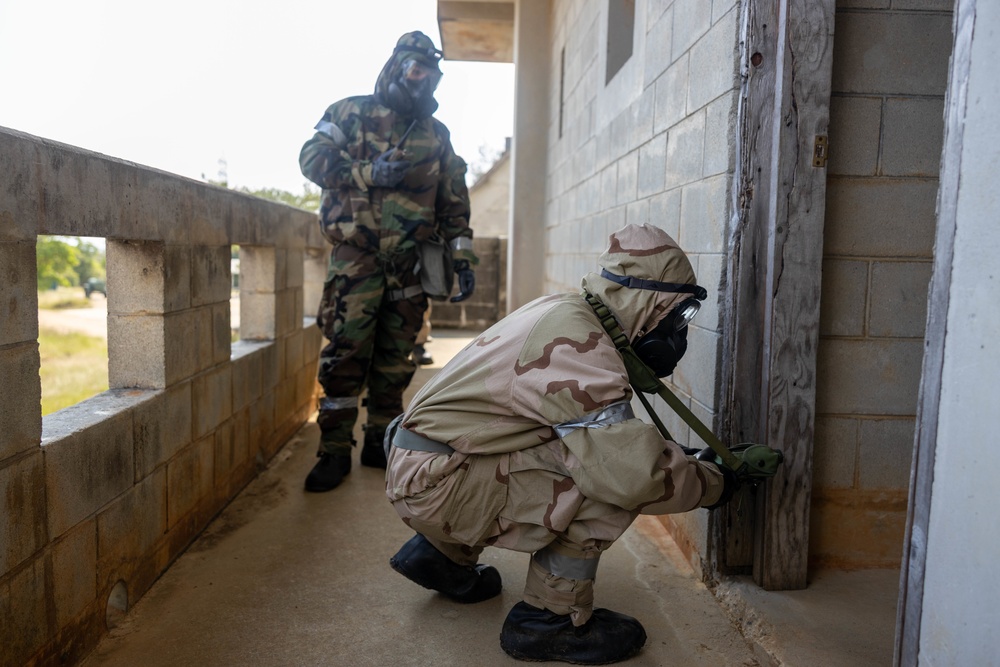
[0,0,515,194]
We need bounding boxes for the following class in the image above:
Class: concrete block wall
[0,126,326,667]
[812,1,952,568]
[543,0,740,571]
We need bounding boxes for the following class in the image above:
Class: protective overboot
[389,533,502,603]
[304,451,351,492]
[499,601,647,664]
[360,429,388,469]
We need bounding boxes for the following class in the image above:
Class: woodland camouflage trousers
[315,243,427,455]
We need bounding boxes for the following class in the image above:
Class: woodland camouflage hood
[374,31,442,118]
[580,224,698,342]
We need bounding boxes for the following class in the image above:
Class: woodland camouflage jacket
[298,46,475,264]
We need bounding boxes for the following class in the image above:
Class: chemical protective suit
[299,31,477,492]
[385,224,735,664]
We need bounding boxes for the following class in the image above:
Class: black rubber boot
[499,601,647,664]
[360,429,387,469]
[412,344,434,365]
[389,533,502,603]
[304,452,351,492]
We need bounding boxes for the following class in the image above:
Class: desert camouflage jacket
[299,49,474,264]
[388,225,722,521]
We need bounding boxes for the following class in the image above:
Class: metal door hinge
[813,135,829,168]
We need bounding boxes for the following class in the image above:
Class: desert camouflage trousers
[315,243,427,455]
[388,443,637,626]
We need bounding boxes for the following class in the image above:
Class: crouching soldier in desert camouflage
[384,224,776,664]
[298,31,477,492]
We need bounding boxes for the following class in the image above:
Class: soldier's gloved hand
[699,455,740,510]
[450,261,475,303]
[370,150,411,188]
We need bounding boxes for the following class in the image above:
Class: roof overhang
[437,1,515,63]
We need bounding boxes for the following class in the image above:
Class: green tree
[72,238,106,285]
[236,184,321,212]
[36,237,80,290]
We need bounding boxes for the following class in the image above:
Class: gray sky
[0,0,514,193]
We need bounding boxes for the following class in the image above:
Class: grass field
[37,286,93,310]
[38,327,109,415]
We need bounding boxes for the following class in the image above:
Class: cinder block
[813,417,859,489]
[626,199,650,227]
[703,91,735,177]
[829,96,882,176]
[815,338,924,415]
[648,189,682,240]
[275,248,288,291]
[0,449,46,573]
[241,246,277,292]
[241,292,277,341]
[824,178,937,257]
[637,134,668,198]
[630,88,656,151]
[687,7,738,111]
[809,494,906,567]
[672,327,719,408]
[679,173,727,253]
[643,5,674,86]
[284,329,304,376]
[190,245,232,308]
[0,554,51,667]
[275,377,297,428]
[131,386,191,480]
[166,436,214,527]
[43,408,134,538]
[665,111,706,189]
[882,97,945,178]
[261,344,280,392]
[0,343,42,460]
[213,418,236,489]
[277,288,298,338]
[108,313,166,389]
[107,240,170,315]
[615,151,639,207]
[192,366,233,440]
[193,306,215,374]
[692,252,722,332]
[672,0,713,60]
[97,468,166,591]
[250,391,276,455]
[212,301,231,365]
[285,248,304,289]
[858,417,915,489]
[599,165,619,212]
[158,309,200,386]
[231,351,258,412]
[654,57,689,135]
[820,259,869,337]
[868,261,932,338]
[52,519,97,627]
[0,241,39,346]
[832,12,952,96]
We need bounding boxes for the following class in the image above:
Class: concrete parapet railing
[0,126,328,666]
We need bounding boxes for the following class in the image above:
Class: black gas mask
[601,269,707,378]
[386,57,442,119]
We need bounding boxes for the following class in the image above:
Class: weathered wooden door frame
[894,1,974,663]
[713,0,836,590]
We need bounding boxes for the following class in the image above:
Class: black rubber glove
[450,260,475,303]
[370,150,411,188]
[697,448,740,509]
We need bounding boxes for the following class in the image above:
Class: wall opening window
[35,235,108,415]
[606,0,635,84]
[231,245,241,342]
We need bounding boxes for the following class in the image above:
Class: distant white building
[468,138,510,238]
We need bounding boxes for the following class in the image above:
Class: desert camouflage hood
[580,224,697,342]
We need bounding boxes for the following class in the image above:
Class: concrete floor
[79,331,899,667]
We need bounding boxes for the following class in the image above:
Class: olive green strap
[583,292,744,473]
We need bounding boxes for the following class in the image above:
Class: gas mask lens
[401,59,441,91]
[672,298,701,331]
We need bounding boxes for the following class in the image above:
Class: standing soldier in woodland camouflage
[299,31,477,492]
[385,224,764,664]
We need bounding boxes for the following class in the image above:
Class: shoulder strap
[583,291,744,472]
